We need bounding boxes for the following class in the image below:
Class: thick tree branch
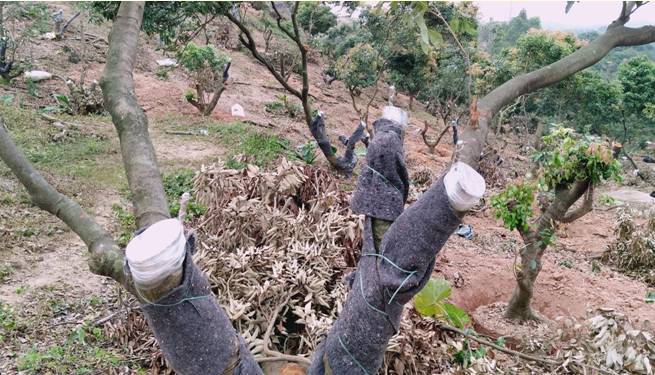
[458,21,655,169]
[0,120,129,289]
[559,184,594,223]
[100,1,170,228]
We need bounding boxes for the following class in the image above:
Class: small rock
[231,104,245,117]
[644,155,655,163]
[42,32,57,40]
[456,224,473,240]
[24,70,52,82]
[156,58,177,67]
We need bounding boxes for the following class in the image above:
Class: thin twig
[258,293,311,366]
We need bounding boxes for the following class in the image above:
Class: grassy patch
[157,118,292,168]
[0,104,123,190]
[209,121,291,167]
[4,285,144,373]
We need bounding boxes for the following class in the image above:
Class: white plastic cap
[126,218,186,287]
[444,162,486,212]
[382,106,409,126]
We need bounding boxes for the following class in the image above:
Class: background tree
[335,42,382,130]
[177,42,231,116]
[225,2,365,174]
[297,2,336,36]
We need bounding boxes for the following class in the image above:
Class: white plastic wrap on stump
[156,58,178,67]
[382,105,408,126]
[24,71,52,82]
[444,161,486,212]
[126,218,186,288]
[231,104,245,117]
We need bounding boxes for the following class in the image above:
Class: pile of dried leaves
[556,309,655,374]
[192,159,470,372]
[603,211,655,285]
[192,159,361,359]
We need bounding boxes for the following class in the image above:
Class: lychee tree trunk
[506,181,594,321]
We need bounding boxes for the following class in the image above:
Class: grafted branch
[559,184,594,223]
[100,1,170,228]
[0,120,129,289]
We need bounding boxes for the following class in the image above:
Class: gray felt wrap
[141,238,262,375]
[310,118,461,374]
[351,119,409,222]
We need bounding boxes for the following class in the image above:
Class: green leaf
[428,28,443,47]
[414,278,452,317]
[442,303,470,329]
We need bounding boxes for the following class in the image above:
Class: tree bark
[100,2,170,228]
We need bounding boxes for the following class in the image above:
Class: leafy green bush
[177,42,231,115]
[491,183,536,232]
[163,169,206,220]
[534,125,622,190]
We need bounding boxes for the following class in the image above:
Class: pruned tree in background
[225,2,365,175]
[178,42,231,116]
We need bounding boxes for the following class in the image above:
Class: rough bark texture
[100,1,170,229]
[0,120,129,289]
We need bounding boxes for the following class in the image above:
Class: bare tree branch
[100,1,170,229]
[458,20,655,169]
[0,120,129,289]
[559,184,594,223]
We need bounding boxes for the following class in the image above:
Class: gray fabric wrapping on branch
[309,119,461,374]
[351,119,409,221]
[140,236,262,375]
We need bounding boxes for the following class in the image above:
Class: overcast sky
[476,1,655,31]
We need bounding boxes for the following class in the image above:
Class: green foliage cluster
[111,203,135,247]
[491,182,536,232]
[90,2,230,48]
[296,141,317,165]
[297,2,337,36]
[492,126,622,233]
[535,125,622,189]
[177,42,230,73]
[336,43,380,94]
[414,278,470,329]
